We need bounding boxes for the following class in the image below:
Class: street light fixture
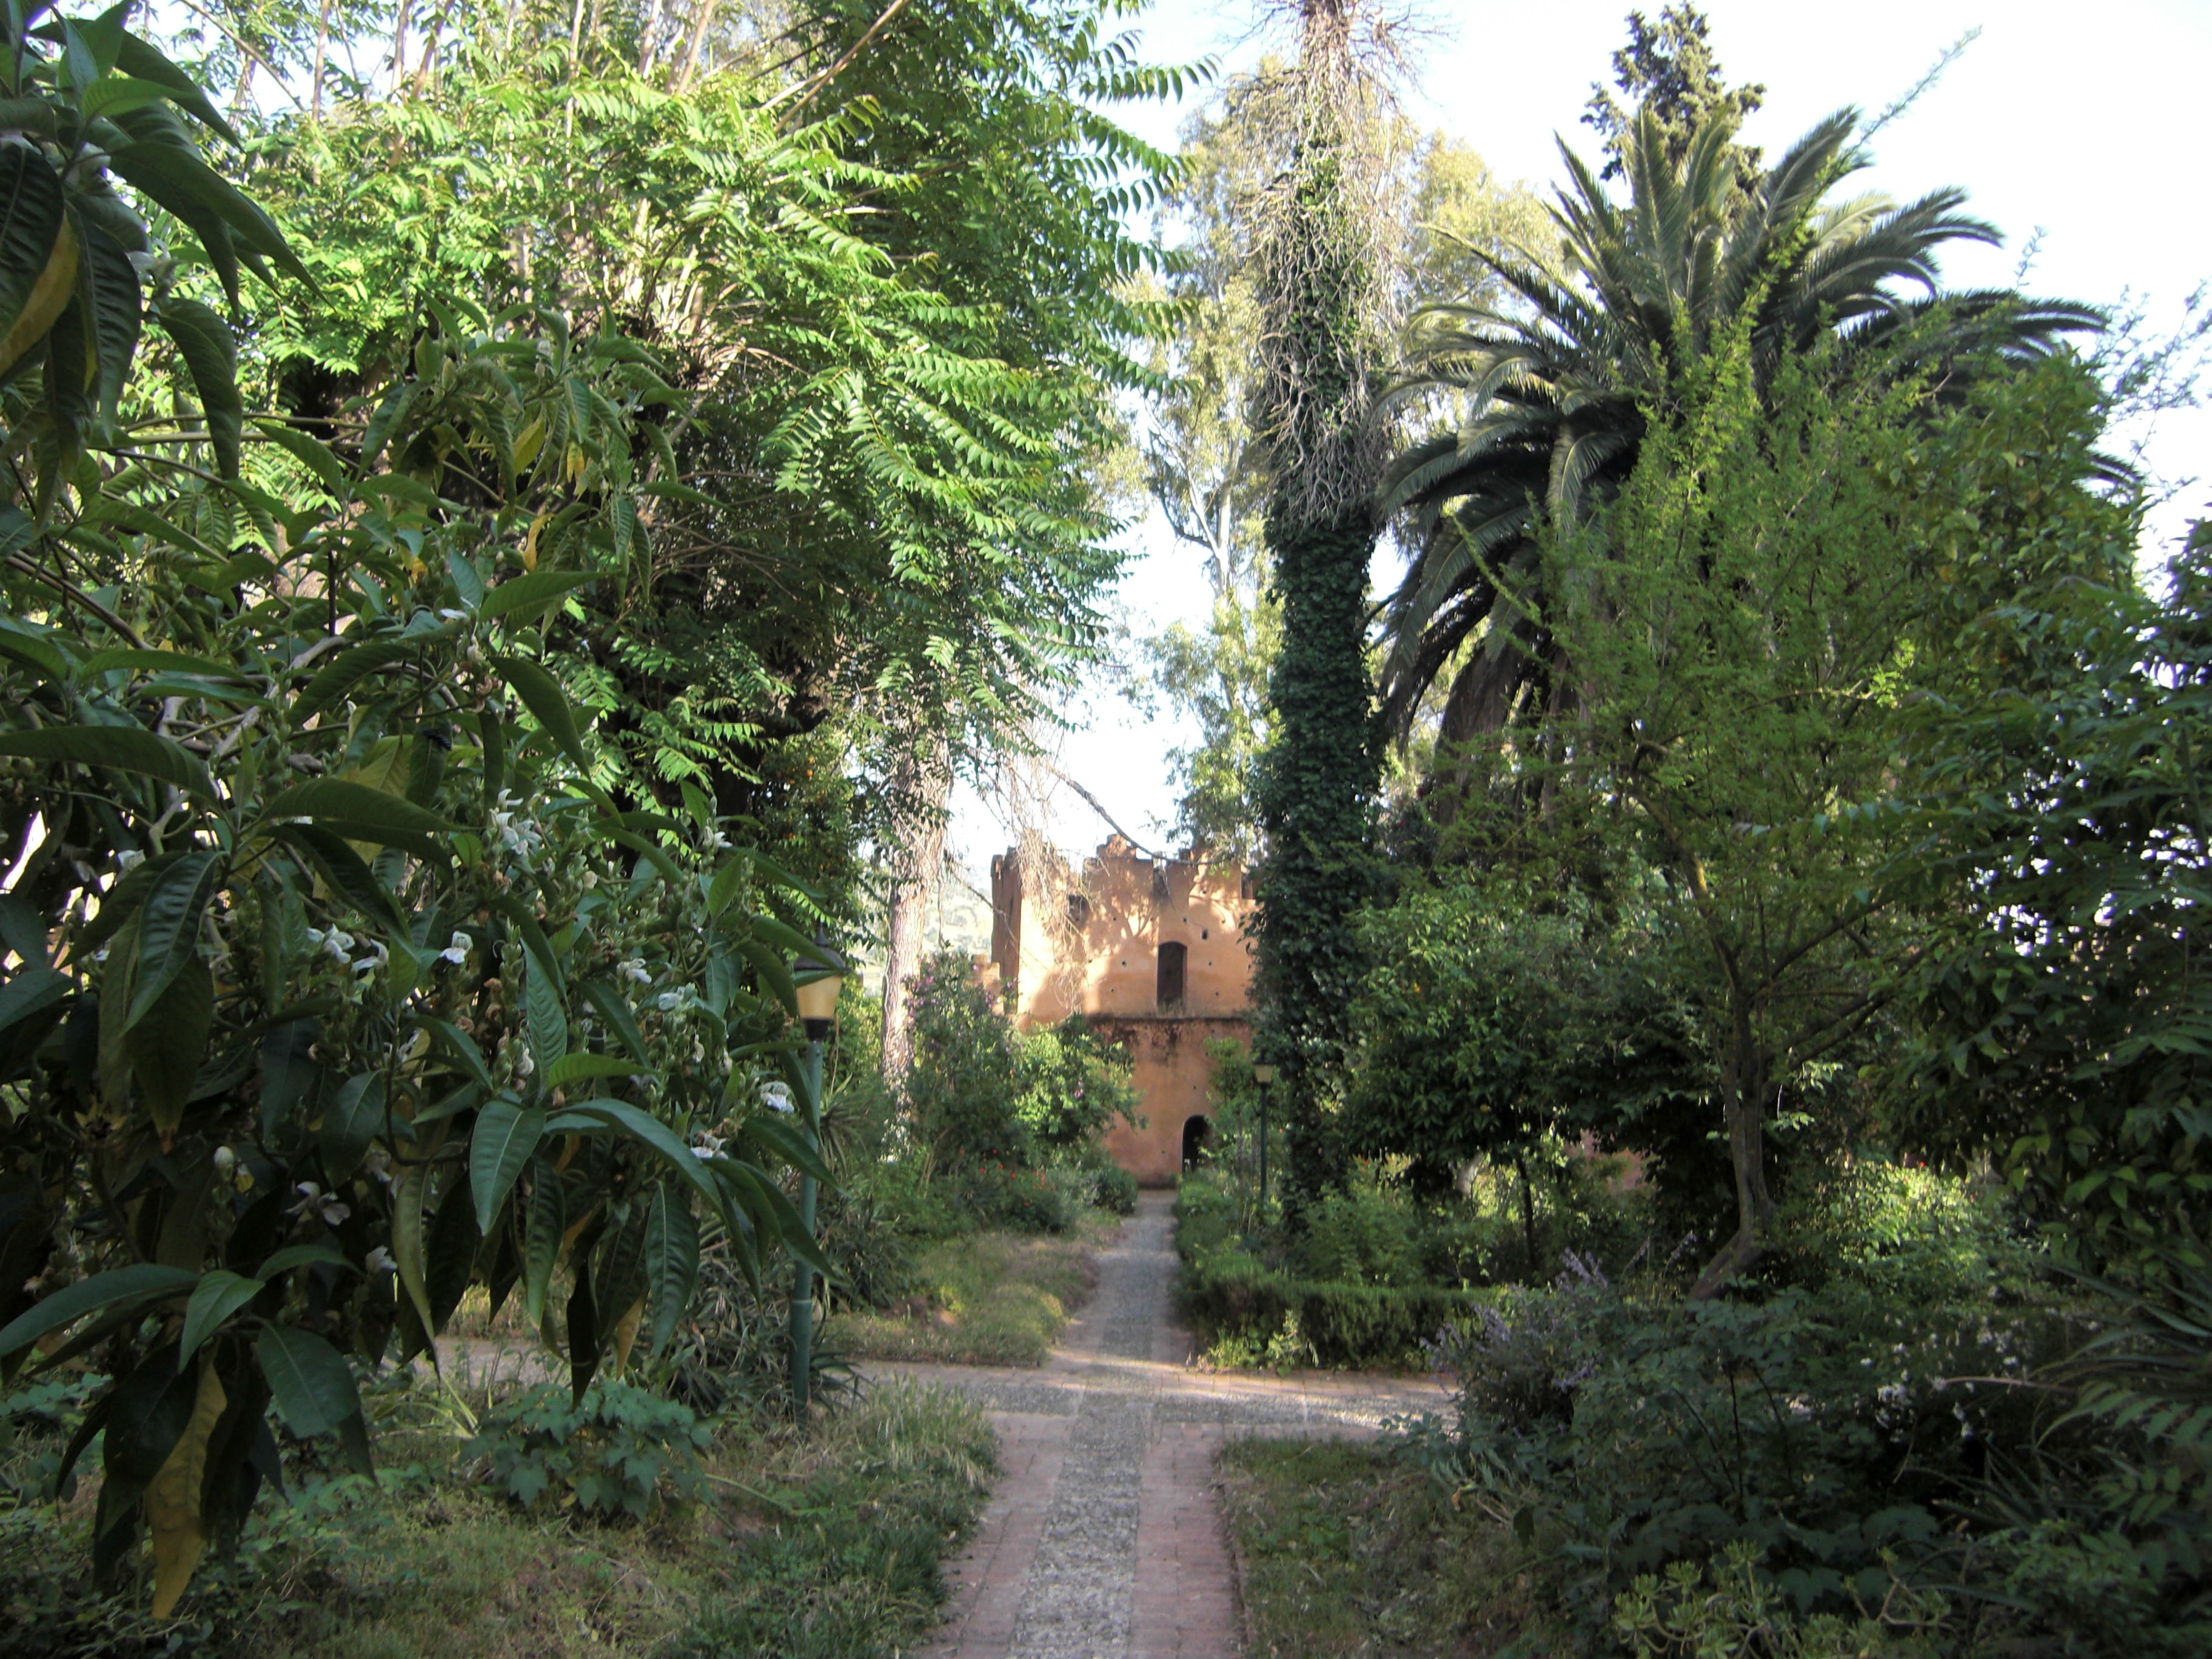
[1251,1062,1277,1213]
[789,930,843,1419]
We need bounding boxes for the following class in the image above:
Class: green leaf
[257,779,458,860]
[644,1184,699,1356]
[106,139,305,281]
[580,979,651,1065]
[79,646,243,682]
[255,1242,352,1276]
[389,1165,435,1343]
[256,1326,361,1438]
[275,824,409,936]
[0,724,211,796]
[415,1016,494,1092]
[0,146,65,365]
[319,1072,384,1183]
[124,952,211,1136]
[82,75,180,123]
[523,950,567,1080]
[289,625,460,727]
[444,552,485,612]
[74,214,140,419]
[544,1098,722,1216]
[521,1159,564,1328]
[126,848,220,1027]
[737,937,797,1019]
[0,1264,195,1357]
[744,1114,837,1191]
[258,1017,320,1142]
[113,29,241,147]
[469,1096,545,1235]
[490,653,589,774]
[176,1269,261,1367]
[254,419,345,492]
[716,1158,833,1280]
[0,965,70,1036]
[545,1051,645,1089]
[153,297,240,478]
[480,569,597,625]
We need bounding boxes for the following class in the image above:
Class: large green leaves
[256,1326,361,1439]
[0,145,67,370]
[0,725,212,795]
[469,1096,543,1233]
[152,297,241,478]
[0,1264,195,1358]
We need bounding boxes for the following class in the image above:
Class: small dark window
[1065,893,1091,928]
[1156,941,1187,1008]
[1182,1114,1212,1170]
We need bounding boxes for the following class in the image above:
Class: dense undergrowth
[1209,1162,2212,1656]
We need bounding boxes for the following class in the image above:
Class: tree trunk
[1691,1000,1774,1299]
[879,737,951,1081]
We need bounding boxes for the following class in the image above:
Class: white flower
[578,869,598,890]
[363,1147,394,1185]
[115,848,146,874]
[618,957,652,985]
[210,1145,238,1178]
[655,991,685,1012]
[288,1181,350,1226]
[703,828,731,851]
[304,926,355,964]
[366,1246,398,1273]
[762,1082,794,1115]
[352,939,389,977]
[439,931,472,965]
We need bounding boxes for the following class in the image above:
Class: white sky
[944,0,2212,876]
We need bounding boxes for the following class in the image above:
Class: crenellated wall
[989,837,1253,1185]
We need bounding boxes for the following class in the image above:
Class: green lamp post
[1252,1062,1277,1212]
[788,932,843,1418]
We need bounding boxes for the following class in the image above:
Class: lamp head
[1251,1062,1277,1087]
[794,929,845,1040]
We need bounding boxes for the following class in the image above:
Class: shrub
[943,1159,1076,1235]
[465,1380,710,1521]
[1295,1181,1424,1287]
[905,950,1031,1167]
[1016,1014,1142,1148]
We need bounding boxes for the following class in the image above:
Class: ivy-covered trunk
[1253,503,1377,1212]
[1244,5,1393,1222]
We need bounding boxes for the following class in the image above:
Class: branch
[771,0,910,119]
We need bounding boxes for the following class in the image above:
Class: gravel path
[886,1191,1447,1659]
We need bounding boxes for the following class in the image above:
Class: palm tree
[1373,106,2100,760]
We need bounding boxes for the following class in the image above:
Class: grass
[0,1377,994,1659]
[1216,1438,1549,1658]
[826,1222,1106,1367]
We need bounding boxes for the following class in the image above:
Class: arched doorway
[1181,1114,1212,1171]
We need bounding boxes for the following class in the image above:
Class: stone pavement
[878,1191,1449,1659]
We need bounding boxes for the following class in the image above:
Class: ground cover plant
[1,1368,991,1659]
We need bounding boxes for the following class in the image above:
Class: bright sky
[943,0,2212,876]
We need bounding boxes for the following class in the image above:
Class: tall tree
[1373,104,2099,793]
[1244,0,1403,1211]
[1138,81,1543,856]
[1581,2,1764,181]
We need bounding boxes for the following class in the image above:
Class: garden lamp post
[1252,1063,1277,1212]
[789,931,843,1418]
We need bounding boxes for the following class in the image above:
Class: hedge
[1177,1244,1485,1368]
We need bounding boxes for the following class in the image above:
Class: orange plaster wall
[990,839,1253,1185]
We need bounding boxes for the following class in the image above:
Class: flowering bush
[0,303,833,1609]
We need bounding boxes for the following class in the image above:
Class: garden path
[880,1191,1446,1659]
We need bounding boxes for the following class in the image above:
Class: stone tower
[988,837,1254,1185]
